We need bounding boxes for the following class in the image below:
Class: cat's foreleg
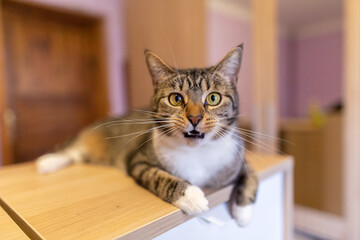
[36,130,109,174]
[127,151,209,215]
[35,147,85,174]
[230,163,258,226]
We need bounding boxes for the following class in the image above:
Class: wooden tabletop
[0,154,293,240]
[0,205,29,239]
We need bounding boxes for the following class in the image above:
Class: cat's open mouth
[184,130,205,139]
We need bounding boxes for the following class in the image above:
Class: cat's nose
[188,115,203,127]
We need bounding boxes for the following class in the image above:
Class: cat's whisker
[135,110,184,122]
[105,123,174,140]
[105,120,175,128]
[118,124,176,150]
[133,109,173,117]
[91,117,176,131]
[166,38,182,84]
[219,124,288,154]
[138,125,178,151]
[222,125,282,154]
[220,123,291,144]
[233,132,284,155]
[217,126,265,166]
[133,109,187,123]
[169,128,181,142]
[214,127,249,176]
[136,126,175,150]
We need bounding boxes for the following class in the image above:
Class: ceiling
[233,0,343,28]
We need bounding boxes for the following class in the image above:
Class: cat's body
[36,45,258,226]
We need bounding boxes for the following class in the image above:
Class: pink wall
[207,10,252,118]
[293,31,343,116]
[207,7,343,119]
[279,37,296,117]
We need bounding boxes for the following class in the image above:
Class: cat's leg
[230,163,258,226]
[35,147,85,174]
[36,131,106,174]
[127,151,209,215]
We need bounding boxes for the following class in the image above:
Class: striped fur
[36,45,258,219]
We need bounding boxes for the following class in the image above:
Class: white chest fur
[154,131,239,187]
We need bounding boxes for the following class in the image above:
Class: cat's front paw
[231,203,254,226]
[36,153,71,174]
[173,185,209,215]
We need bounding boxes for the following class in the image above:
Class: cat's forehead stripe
[177,69,211,91]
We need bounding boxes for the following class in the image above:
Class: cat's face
[145,45,243,146]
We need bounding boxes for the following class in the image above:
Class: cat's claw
[232,203,254,226]
[173,185,209,215]
[36,153,71,174]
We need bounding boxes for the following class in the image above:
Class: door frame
[343,0,360,239]
[0,0,109,165]
[0,0,12,165]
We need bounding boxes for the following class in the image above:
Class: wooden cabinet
[281,114,343,216]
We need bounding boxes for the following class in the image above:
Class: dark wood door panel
[2,1,108,163]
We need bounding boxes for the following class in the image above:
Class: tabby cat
[36,44,258,226]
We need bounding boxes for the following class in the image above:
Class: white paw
[173,185,209,215]
[232,204,254,226]
[36,153,71,174]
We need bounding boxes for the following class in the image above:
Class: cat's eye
[206,92,221,106]
[168,93,184,106]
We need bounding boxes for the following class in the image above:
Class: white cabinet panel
[155,173,284,240]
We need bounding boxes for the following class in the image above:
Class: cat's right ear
[145,49,175,85]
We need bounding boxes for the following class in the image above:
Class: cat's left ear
[145,49,175,85]
[211,44,243,84]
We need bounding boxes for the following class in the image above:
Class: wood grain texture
[0,205,29,239]
[126,0,206,109]
[1,1,109,164]
[0,0,13,165]
[0,154,292,240]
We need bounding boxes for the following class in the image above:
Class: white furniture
[156,172,286,240]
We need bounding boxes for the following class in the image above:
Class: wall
[279,37,296,117]
[207,0,252,118]
[279,30,343,117]
[293,31,343,116]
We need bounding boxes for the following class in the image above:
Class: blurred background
[0,0,356,239]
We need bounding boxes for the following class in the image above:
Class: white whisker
[105,123,174,140]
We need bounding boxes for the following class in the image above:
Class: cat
[35,44,258,226]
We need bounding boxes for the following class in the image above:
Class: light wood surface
[0,154,292,240]
[344,0,360,239]
[252,0,279,153]
[0,206,29,239]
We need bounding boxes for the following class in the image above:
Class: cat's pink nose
[188,115,202,127]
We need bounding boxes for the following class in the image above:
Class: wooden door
[0,1,108,164]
